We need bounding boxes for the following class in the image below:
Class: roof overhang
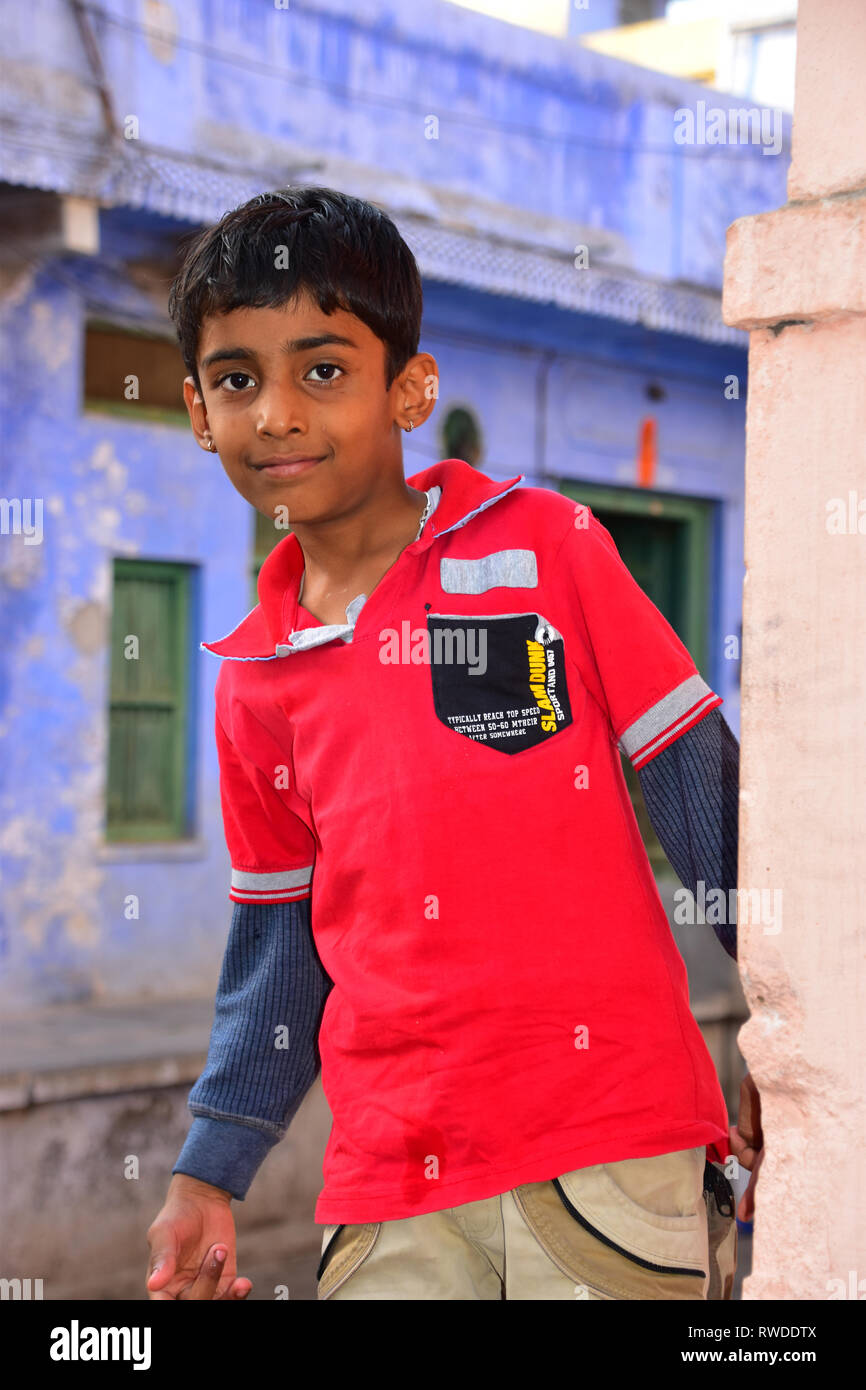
[0,131,745,347]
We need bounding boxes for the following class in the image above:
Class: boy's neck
[292,481,428,617]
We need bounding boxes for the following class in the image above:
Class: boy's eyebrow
[201,333,358,373]
[201,346,255,371]
[283,333,359,354]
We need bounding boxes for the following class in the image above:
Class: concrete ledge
[723,196,866,329]
[0,996,214,1111]
[0,1055,207,1111]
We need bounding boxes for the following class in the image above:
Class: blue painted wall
[3,0,788,286]
[0,0,782,1008]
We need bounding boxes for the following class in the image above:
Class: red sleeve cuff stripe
[229,885,311,904]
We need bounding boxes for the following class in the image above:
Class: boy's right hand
[146,1173,252,1300]
[728,1071,764,1223]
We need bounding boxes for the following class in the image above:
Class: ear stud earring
[206,437,216,451]
[405,420,414,432]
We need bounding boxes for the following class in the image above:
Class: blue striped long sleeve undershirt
[636,706,739,961]
[172,896,333,1199]
[172,705,740,1199]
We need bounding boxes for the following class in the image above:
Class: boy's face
[183,290,436,525]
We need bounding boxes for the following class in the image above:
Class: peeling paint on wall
[28,299,75,373]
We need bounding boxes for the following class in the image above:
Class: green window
[84,321,188,426]
[106,559,194,841]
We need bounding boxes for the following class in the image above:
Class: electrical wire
[68,0,787,163]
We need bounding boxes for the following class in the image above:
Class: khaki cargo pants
[317,1146,737,1300]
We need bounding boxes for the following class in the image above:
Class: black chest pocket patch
[426,612,572,754]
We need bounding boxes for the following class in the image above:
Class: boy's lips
[250,454,325,477]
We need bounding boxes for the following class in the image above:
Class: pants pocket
[702,1160,738,1300]
[316,1222,382,1301]
[514,1147,710,1301]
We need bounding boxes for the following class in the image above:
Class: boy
[146,187,754,1301]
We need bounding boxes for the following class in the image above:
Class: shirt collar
[201,458,524,660]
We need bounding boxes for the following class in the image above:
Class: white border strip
[231,867,312,894]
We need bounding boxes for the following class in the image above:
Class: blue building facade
[0,0,789,1011]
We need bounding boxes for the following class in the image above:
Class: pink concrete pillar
[722,0,866,1300]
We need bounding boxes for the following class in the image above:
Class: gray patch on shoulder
[440,550,538,594]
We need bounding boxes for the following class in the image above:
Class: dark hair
[168,186,423,390]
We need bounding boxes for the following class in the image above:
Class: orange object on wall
[637,416,657,487]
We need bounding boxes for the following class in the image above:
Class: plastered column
[722,0,866,1300]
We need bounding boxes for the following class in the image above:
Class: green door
[558,482,715,876]
[592,510,684,636]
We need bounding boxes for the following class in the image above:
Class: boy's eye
[217,371,255,392]
[305,362,344,384]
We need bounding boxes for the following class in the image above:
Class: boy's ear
[183,376,213,451]
[396,352,438,430]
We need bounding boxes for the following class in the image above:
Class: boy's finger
[178,1244,228,1301]
[738,1073,763,1149]
[738,1160,761,1222]
[728,1124,758,1170]
[146,1245,175,1291]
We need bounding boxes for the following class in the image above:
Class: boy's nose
[255,385,308,438]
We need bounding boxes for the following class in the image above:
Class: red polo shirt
[204,458,728,1224]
